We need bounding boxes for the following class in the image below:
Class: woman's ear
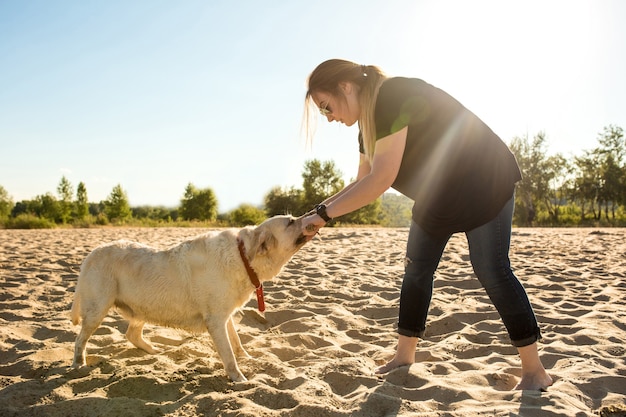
[338,81,351,94]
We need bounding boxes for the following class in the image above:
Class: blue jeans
[398,196,541,347]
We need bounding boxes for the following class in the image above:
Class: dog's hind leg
[227,316,250,359]
[126,320,157,354]
[72,314,106,368]
[206,317,246,382]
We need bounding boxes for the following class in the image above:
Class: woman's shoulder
[379,77,430,100]
[380,77,461,112]
[382,76,426,89]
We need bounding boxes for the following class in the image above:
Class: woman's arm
[319,154,371,206]
[302,126,407,231]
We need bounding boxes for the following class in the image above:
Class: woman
[300,59,553,391]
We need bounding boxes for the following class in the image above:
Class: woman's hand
[301,213,326,237]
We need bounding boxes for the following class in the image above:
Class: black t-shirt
[360,77,522,235]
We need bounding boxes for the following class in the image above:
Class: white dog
[70,215,309,382]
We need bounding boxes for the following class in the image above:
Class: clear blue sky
[1,0,624,211]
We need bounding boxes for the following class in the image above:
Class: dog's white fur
[70,215,308,382]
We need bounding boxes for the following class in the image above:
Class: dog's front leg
[206,318,247,382]
[227,316,250,359]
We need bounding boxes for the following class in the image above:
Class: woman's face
[312,82,361,126]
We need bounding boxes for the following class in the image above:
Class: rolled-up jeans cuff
[397,326,425,339]
[511,328,542,347]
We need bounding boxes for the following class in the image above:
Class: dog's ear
[247,229,277,262]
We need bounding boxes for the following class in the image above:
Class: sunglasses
[319,100,332,116]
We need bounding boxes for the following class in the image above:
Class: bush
[69,214,109,228]
[5,214,56,229]
[229,204,267,226]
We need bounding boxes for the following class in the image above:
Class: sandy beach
[0,227,625,416]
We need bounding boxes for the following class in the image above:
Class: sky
[1,0,625,212]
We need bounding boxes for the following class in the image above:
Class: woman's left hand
[301,213,325,237]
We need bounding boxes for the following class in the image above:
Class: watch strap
[315,204,332,222]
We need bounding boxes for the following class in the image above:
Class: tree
[104,184,132,222]
[542,154,569,223]
[301,159,344,210]
[595,125,625,220]
[11,201,29,218]
[28,193,61,223]
[264,186,305,217]
[339,197,383,225]
[230,204,266,226]
[265,159,382,224]
[597,125,625,163]
[379,193,412,227]
[75,182,89,220]
[0,186,13,222]
[509,132,566,225]
[57,176,74,224]
[570,152,600,221]
[132,205,176,222]
[569,125,625,223]
[179,183,218,221]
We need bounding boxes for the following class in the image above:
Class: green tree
[595,125,625,220]
[509,132,557,225]
[571,151,602,221]
[264,186,305,217]
[75,182,89,220]
[339,197,383,225]
[57,176,74,223]
[265,159,382,224]
[379,193,412,227]
[33,193,61,223]
[132,205,176,222]
[0,186,13,222]
[104,184,132,223]
[179,183,218,221]
[301,159,345,210]
[10,201,29,218]
[541,154,569,223]
[568,125,625,223]
[230,204,267,226]
[597,125,625,163]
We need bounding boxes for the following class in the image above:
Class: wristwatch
[315,204,332,222]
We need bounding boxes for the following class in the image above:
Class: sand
[0,227,625,417]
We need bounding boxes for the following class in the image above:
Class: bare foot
[374,358,414,375]
[514,371,553,391]
[375,335,419,375]
[515,343,553,391]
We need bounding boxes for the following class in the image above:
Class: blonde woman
[301,59,552,391]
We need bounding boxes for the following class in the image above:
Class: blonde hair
[304,59,387,162]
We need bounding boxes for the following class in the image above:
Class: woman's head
[306,59,369,126]
[303,59,386,160]
[309,81,361,127]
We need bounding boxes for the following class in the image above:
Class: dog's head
[238,215,308,281]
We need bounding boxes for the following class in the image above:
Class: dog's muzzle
[295,234,309,246]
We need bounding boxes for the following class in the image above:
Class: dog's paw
[142,346,158,355]
[71,357,86,369]
[228,372,248,383]
[228,369,248,382]
[66,364,92,379]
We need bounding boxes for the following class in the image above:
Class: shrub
[229,204,267,226]
[5,214,56,229]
